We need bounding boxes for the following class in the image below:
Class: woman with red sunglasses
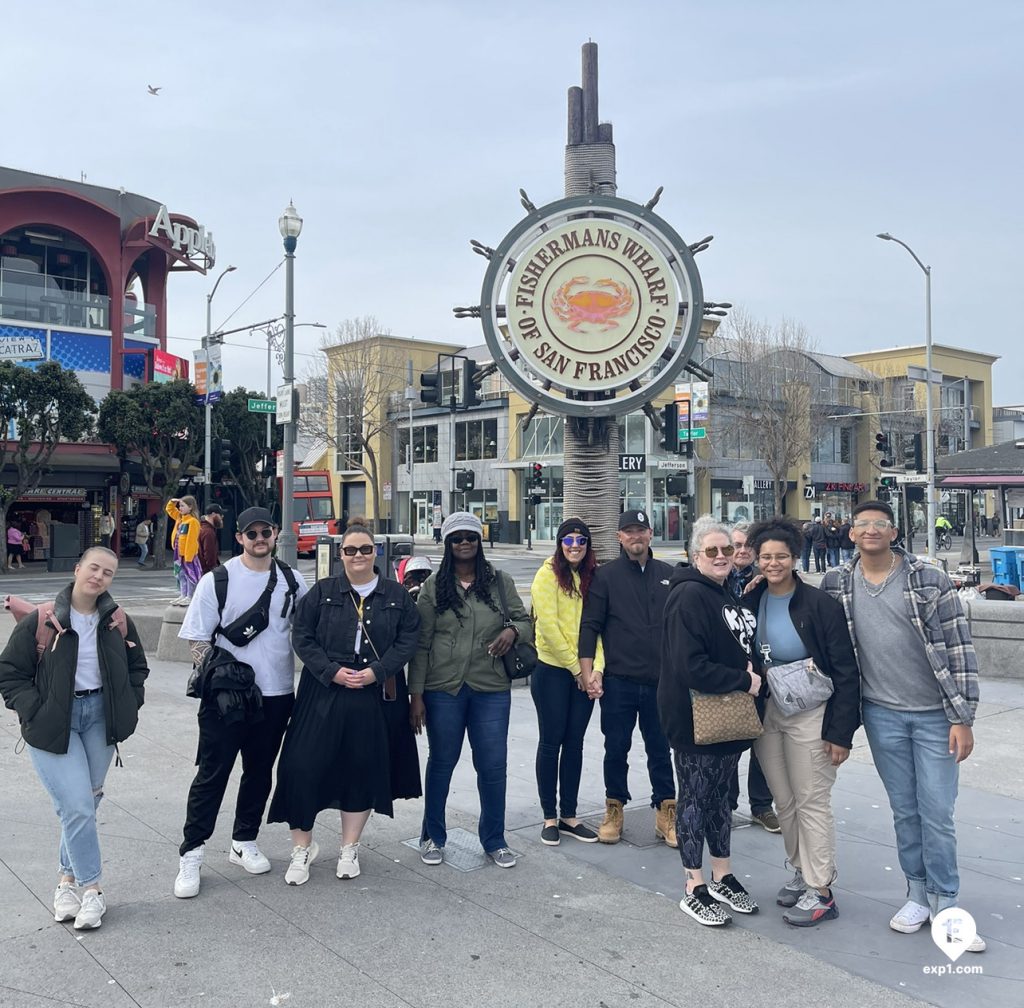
[529,518,604,846]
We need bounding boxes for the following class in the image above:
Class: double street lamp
[277,202,303,565]
[877,232,935,560]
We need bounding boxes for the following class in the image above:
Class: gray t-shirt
[852,566,944,711]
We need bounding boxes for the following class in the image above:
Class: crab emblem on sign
[550,277,634,332]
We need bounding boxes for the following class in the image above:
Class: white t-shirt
[179,555,309,696]
[351,576,379,654]
[71,607,102,691]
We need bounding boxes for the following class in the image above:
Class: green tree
[214,387,283,511]
[0,362,96,572]
[98,380,203,568]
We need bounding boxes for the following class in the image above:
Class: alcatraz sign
[475,195,704,418]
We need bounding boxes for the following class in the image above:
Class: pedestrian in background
[579,509,677,848]
[166,496,202,607]
[744,516,860,927]
[134,516,151,567]
[529,518,603,847]
[659,516,761,927]
[99,512,114,550]
[197,503,225,575]
[409,512,532,870]
[810,517,827,573]
[6,522,25,570]
[0,547,149,930]
[269,520,420,885]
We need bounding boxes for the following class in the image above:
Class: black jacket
[658,565,758,755]
[0,585,149,754]
[578,550,675,685]
[744,576,861,748]
[293,570,421,689]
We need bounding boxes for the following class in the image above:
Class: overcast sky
[10,1,1022,404]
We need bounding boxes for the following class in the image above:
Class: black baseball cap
[205,503,225,516]
[618,509,652,531]
[237,507,277,532]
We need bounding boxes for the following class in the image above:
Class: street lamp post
[277,202,303,565]
[877,232,935,559]
[203,265,236,511]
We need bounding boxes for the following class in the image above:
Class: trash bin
[988,547,1024,589]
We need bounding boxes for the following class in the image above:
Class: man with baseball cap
[173,507,308,898]
[578,509,677,846]
[197,503,225,575]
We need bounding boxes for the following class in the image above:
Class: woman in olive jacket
[0,547,148,931]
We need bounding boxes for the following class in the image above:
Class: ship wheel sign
[458,194,705,418]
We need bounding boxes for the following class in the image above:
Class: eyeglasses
[702,544,735,558]
[448,534,480,544]
[342,544,375,556]
[758,554,793,563]
[243,528,274,540]
[853,519,893,530]
[561,535,588,547]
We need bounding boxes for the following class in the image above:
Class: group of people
[164,496,226,606]
[0,499,983,954]
[800,513,853,573]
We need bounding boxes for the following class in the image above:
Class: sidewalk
[2,652,1020,1007]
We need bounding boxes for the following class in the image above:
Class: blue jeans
[137,542,149,564]
[29,693,114,887]
[826,546,839,568]
[862,702,960,912]
[599,674,675,807]
[841,548,854,563]
[422,685,511,853]
[530,661,595,819]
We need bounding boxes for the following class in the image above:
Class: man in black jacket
[579,510,677,847]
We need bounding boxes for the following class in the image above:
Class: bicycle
[936,529,952,551]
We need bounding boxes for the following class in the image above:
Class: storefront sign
[476,195,703,419]
[0,336,45,361]
[148,205,216,265]
[153,349,189,383]
[822,481,868,493]
[19,487,87,502]
[753,479,774,489]
[618,454,646,472]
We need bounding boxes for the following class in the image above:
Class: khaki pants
[754,701,837,889]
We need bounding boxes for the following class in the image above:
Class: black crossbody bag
[494,574,536,681]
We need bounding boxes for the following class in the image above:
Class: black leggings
[674,751,740,870]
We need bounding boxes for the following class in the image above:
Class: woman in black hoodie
[659,516,762,927]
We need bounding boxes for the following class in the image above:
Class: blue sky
[9,1,1022,402]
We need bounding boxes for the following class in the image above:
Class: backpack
[3,594,132,659]
[210,559,300,627]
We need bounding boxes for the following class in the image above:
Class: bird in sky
[147,85,162,95]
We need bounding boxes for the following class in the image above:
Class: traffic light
[874,431,893,468]
[530,462,544,489]
[879,476,897,489]
[455,469,475,492]
[903,432,924,471]
[530,493,543,506]
[660,402,680,453]
[460,358,480,408]
[419,370,442,405]
[212,438,232,479]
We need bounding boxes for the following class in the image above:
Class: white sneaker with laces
[53,882,81,922]
[336,842,361,879]
[229,840,271,875]
[174,845,205,898]
[73,890,106,930]
[285,842,319,886]
[967,934,986,953]
[890,899,930,933]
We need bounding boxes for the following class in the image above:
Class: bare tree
[297,316,402,528]
[706,310,831,516]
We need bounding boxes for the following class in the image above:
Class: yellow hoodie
[530,557,604,676]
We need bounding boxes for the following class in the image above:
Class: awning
[939,475,1024,488]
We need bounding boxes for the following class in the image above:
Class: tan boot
[597,799,624,844]
[655,799,678,848]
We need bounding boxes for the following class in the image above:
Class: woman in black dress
[268,522,420,886]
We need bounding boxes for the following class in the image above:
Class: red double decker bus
[283,469,344,556]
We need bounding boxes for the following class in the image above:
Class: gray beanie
[441,511,483,540]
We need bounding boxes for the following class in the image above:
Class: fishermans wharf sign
[469,194,704,418]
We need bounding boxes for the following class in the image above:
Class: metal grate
[401,828,523,872]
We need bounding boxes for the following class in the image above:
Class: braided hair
[434,538,500,620]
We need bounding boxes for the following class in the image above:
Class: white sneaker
[285,842,319,886]
[174,845,205,898]
[53,882,81,922]
[890,899,930,933]
[336,843,361,879]
[229,840,271,875]
[967,934,986,953]
[73,890,106,930]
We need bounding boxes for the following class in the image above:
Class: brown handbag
[689,689,763,745]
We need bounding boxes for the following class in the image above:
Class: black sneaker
[541,825,560,846]
[679,885,732,926]
[708,874,759,914]
[558,820,599,843]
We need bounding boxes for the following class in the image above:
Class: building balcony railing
[0,278,156,337]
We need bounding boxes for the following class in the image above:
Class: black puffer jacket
[0,585,149,754]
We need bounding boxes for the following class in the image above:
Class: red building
[0,165,214,564]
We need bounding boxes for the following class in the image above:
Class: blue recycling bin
[988,547,1024,588]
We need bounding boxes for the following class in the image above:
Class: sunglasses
[342,544,376,556]
[853,519,893,530]
[448,534,480,544]
[561,535,588,547]
[243,528,274,540]
[701,544,735,558]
